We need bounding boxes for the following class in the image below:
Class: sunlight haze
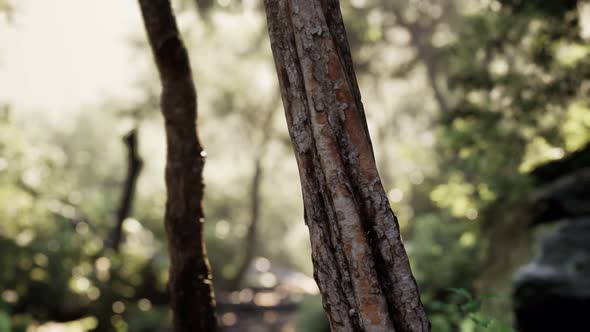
[0,0,143,116]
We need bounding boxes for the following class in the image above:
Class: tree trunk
[263,1,430,331]
[230,102,277,290]
[137,1,218,331]
[230,158,263,290]
[402,22,448,115]
[106,128,143,252]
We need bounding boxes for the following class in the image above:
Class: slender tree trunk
[404,25,448,115]
[137,1,217,331]
[263,1,430,331]
[230,103,277,290]
[106,128,143,252]
[230,157,263,290]
[387,4,449,114]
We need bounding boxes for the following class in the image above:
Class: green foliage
[2,0,589,330]
[0,303,11,332]
[0,0,12,17]
[1,4,308,330]
[295,295,330,332]
[410,215,481,294]
[427,289,514,332]
[423,0,590,323]
[0,110,171,331]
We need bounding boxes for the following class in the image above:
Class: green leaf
[449,287,473,300]
[470,314,493,328]
[0,310,11,332]
[461,299,481,313]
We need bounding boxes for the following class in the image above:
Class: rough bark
[106,128,143,252]
[137,1,218,331]
[263,1,430,331]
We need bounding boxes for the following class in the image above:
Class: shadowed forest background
[1,0,589,331]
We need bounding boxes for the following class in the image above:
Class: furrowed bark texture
[137,1,217,331]
[263,1,430,331]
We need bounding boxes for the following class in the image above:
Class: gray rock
[530,169,590,225]
[513,218,590,331]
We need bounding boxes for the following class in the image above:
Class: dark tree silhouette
[137,0,217,331]
[106,128,143,252]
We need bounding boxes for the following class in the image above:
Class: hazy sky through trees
[0,0,143,115]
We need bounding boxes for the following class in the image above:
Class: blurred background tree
[0,0,588,331]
